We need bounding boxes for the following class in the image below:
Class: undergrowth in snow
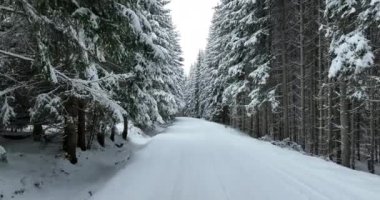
[260,135,304,152]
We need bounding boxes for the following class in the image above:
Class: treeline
[185,0,380,173]
[0,0,184,163]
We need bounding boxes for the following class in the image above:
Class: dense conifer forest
[0,0,184,164]
[184,0,380,172]
[1,1,380,199]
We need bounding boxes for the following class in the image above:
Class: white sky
[168,0,220,75]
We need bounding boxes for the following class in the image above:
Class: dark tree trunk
[221,105,229,125]
[32,124,43,141]
[77,101,86,151]
[356,117,361,161]
[255,108,260,138]
[122,116,128,140]
[327,82,333,160]
[87,108,99,149]
[65,117,78,164]
[97,132,105,147]
[369,94,375,173]
[63,97,78,164]
[340,81,351,167]
[110,125,116,142]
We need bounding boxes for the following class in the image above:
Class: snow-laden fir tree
[220,0,273,112]
[182,0,380,172]
[183,52,205,118]
[201,2,234,123]
[0,0,184,164]
[326,0,375,167]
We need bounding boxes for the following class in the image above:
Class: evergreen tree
[0,0,184,163]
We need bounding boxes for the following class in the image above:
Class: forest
[0,0,184,164]
[1,0,380,199]
[184,0,380,173]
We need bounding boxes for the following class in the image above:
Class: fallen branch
[0,50,34,62]
[0,6,26,16]
[0,85,25,96]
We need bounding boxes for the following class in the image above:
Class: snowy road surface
[92,117,380,200]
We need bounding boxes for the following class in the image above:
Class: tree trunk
[32,124,43,141]
[299,0,306,150]
[281,0,289,141]
[262,104,268,136]
[356,116,361,161]
[87,108,98,149]
[77,101,86,151]
[65,117,78,164]
[249,113,254,137]
[267,104,273,139]
[340,81,351,167]
[255,108,260,138]
[369,94,375,173]
[110,125,116,142]
[97,131,105,147]
[122,115,128,140]
[222,105,229,125]
[350,101,356,169]
[317,0,324,156]
[327,82,333,160]
[63,97,78,164]
[241,106,246,132]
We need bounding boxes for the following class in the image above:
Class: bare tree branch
[0,50,34,62]
[0,6,26,16]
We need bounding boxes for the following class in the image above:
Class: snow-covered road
[92,117,380,200]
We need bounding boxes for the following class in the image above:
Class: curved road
[92,117,380,200]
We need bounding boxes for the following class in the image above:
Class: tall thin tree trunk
[340,81,351,167]
[110,125,116,142]
[317,0,324,157]
[356,115,361,161]
[327,82,333,160]
[299,0,306,150]
[64,97,78,164]
[77,101,86,151]
[122,115,128,140]
[262,104,268,136]
[255,108,260,138]
[281,0,289,140]
[65,117,77,164]
[351,101,356,169]
[97,126,105,147]
[369,91,375,173]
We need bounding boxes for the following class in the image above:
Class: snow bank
[115,122,151,146]
[0,137,132,200]
[0,121,154,200]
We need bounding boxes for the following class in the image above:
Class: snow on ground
[0,125,150,200]
[92,117,380,200]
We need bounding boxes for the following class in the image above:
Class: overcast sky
[168,0,220,75]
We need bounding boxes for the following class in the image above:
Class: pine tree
[326,0,374,167]
[0,0,184,163]
[184,52,204,118]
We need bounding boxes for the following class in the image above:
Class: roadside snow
[0,124,150,200]
[92,117,380,200]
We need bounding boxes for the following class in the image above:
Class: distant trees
[185,0,380,173]
[183,51,204,118]
[0,0,184,163]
